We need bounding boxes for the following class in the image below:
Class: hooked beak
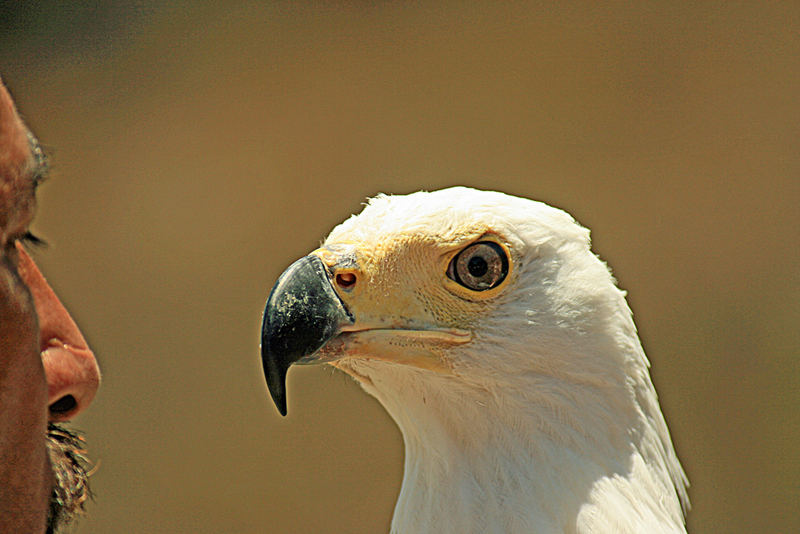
[260,254,354,416]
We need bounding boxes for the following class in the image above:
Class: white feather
[327,187,689,533]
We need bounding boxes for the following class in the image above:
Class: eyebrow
[26,130,49,190]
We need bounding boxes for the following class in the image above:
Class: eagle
[260,187,689,533]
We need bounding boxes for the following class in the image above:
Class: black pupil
[468,255,488,277]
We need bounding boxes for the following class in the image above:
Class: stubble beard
[45,424,92,534]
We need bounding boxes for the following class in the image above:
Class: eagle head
[260,187,688,533]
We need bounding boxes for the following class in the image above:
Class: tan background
[2,2,798,533]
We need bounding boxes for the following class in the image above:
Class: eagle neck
[349,344,686,534]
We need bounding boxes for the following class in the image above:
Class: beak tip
[273,394,288,417]
[266,375,289,416]
[262,350,290,417]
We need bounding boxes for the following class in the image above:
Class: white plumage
[263,187,689,533]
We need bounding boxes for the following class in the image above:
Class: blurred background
[1,2,797,532]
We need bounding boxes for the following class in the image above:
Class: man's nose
[16,244,101,421]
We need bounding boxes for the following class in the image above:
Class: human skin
[0,78,100,533]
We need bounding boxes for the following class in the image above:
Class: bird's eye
[447,241,508,291]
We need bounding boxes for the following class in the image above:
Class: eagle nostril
[49,394,77,416]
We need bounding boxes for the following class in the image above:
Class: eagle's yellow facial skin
[309,226,514,373]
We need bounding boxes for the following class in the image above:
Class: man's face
[0,80,101,531]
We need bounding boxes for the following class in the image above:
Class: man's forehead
[0,81,34,177]
[0,80,42,234]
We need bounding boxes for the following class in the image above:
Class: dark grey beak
[261,254,354,416]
